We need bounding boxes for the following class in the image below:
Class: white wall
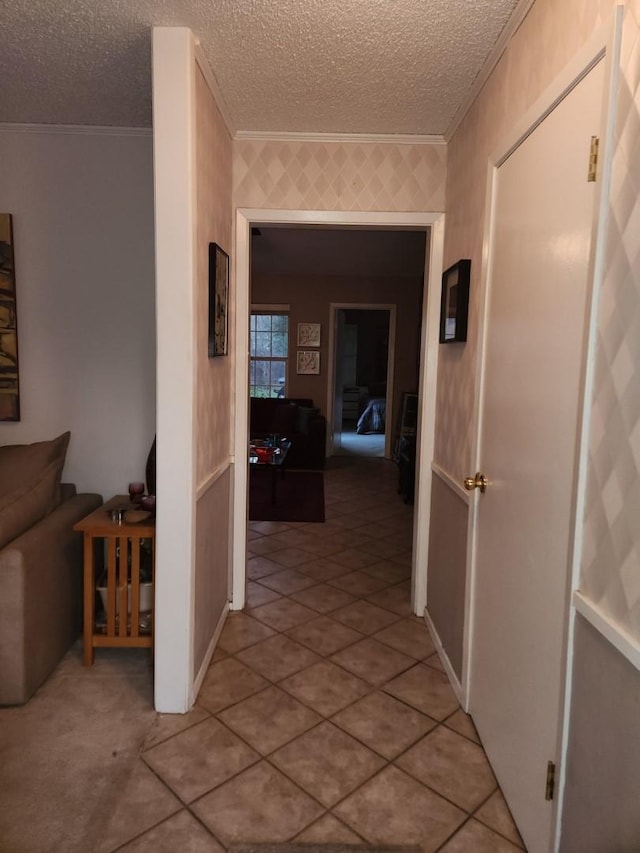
[0,127,156,498]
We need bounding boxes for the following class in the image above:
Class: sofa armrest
[0,492,103,705]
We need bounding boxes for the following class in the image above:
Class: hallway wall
[193,63,234,680]
[433,0,640,846]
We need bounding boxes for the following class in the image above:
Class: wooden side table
[74,495,155,665]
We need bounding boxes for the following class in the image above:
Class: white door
[470,60,605,853]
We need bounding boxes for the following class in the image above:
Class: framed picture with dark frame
[208,242,229,357]
[439,259,470,344]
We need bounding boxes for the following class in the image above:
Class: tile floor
[133,457,525,852]
[0,456,526,852]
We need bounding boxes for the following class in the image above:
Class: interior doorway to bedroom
[330,306,393,460]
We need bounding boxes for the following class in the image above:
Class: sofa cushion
[272,403,298,436]
[0,431,70,500]
[0,458,64,550]
[296,406,320,435]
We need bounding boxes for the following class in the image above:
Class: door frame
[326,302,397,459]
[232,209,445,618]
[466,13,621,850]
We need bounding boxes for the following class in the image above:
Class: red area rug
[249,469,325,523]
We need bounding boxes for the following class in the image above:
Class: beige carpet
[0,641,156,853]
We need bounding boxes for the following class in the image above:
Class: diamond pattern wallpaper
[196,66,233,486]
[442,0,640,643]
[580,1,640,639]
[233,140,447,212]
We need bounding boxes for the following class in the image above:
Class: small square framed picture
[297,323,321,347]
[297,350,320,375]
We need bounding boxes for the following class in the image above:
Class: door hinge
[587,136,599,182]
[545,760,556,801]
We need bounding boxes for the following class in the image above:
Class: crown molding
[0,122,151,137]
[194,40,236,138]
[234,129,446,146]
[445,0,536,141]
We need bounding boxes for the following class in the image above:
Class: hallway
[141,457,524,851]
[0,458,525,852]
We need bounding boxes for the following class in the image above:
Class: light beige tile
[248,555,286,579]
[236,634,321,682]
[217,686,321,754]
[296,557,352,581]
[295,813,364,845]
[332,690,437,759]
[396,726,496,811]
[245,581,282,608]
[329,570,391,596]
[247,538,288,557]
[198,657,270,714]
[249,520,292,536]
[192,761,323,845]
[270,721,385,807]
[289,582,356,613]
[266,547,317,567]
[374,617,435,659]
[280,660,370,716]
[333,765,465,851]
[384,663,459,720]
[439,818,523,852]
[330,550,385,572]
[258,568,318,594]
[361,560,412,583]
[330,638,414,687]
[475,790,525,847]
[366,584,413,616]
[249,597,318,631]
[424,651,446,673]
[286,615,364,656]
[143,705,211,751]
[144,717,260,803]
[218,613,276,654]
[331,600,401,634]
[444,708,480,744]
[117,809,224,852]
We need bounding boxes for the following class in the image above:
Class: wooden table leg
[83,533,95,665]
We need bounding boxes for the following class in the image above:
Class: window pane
[254,332,271,357]
[272,333,288,357]
[272,315,288,332]
[256,315,272,332]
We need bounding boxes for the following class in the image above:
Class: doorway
[232,211,445,617]
[329,305,396,460]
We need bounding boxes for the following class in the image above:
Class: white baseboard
[423,607,464,704]
[191,603,230,704]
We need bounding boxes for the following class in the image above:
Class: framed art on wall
[297,322,321,347]
[439,258,470,344]
[208,242,229,357]
[297,350,320,375]
[0,213,20,421]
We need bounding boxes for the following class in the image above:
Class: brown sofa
[0,432,102,705]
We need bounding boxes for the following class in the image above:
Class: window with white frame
[250,311,289,397]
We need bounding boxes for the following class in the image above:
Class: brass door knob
[464,472,488,493]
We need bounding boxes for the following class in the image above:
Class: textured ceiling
[1,0,521,134]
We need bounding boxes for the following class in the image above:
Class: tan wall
[251,273,423,438]
[193,64,233,677]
